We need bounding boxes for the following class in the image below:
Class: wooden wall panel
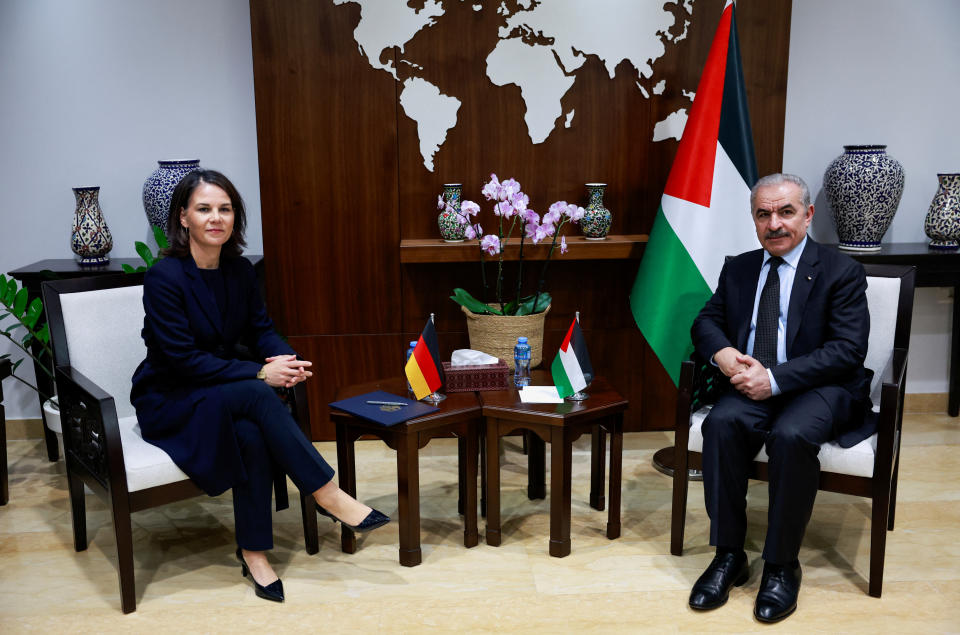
[250,0,792,439]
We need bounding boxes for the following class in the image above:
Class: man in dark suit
[688,173,872,623]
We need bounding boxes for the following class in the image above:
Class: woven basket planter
[461,304,550,370]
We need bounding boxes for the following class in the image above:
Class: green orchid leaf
[517,292,552,316]
[153,224,169,250]
[502,299,519,316]
[24,298,43,329]
[135,241,155,267]
[36,323,49,345]
[450,288,501,315]
[13,287,28,316]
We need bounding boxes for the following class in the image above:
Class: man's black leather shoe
[754,561,802,623]
[689,550,749,610]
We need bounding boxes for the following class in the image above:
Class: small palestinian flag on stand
[551,317,594,399]
[405,317,444,400]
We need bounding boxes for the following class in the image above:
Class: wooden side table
[331,378,482,566]
[481,372,628,557]
[1,358,10,505]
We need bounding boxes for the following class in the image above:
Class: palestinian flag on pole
[629,0,759,386]
[551,318,593,398]
[405,318,444,400]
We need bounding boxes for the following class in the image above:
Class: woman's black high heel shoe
[316,505,390,533]
[236,548,284,603]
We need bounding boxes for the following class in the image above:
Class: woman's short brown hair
[162,169,247,258]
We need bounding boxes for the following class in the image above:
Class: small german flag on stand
[405,317,444,400]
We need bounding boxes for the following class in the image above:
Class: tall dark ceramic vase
[582,183,612,239]
[823,145,904,252]
[924,173,960,250]
[142,159,201,234]
[438,183,466,242]
[71,187,113,266]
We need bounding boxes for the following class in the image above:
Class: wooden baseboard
[903,393,949,414]
[4,418,45,440]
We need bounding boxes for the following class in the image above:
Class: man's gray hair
[750,173,811,210]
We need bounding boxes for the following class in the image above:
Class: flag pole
[566,311,590,402]
[423,312,447,403]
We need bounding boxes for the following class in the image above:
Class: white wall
[0,0,262,418]
[784,0,958,393]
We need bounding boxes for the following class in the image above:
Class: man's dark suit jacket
[691,238,875,446]
[130,255,295,496]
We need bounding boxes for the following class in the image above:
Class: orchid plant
[445,174,585,316]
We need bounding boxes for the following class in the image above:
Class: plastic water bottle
[514,336,531,388]
[405,340,418,393]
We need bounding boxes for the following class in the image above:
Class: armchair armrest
[55,365,127,495]
[874,347,908,484]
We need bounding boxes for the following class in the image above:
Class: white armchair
[42,273,319,613]
[670,263,915,598]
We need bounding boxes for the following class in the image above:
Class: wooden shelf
[400,234,648,263]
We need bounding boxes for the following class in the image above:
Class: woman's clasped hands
[261,355,313,388]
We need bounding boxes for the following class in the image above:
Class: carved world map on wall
[333,0,697,172]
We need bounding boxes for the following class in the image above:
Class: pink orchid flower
[560,235,568,254]
[437,194,446,210]
[521,208,539,225]
[500,178,521,201]
[481,174,501,201]
[542,208,562,226]
[461,200,480,217]
[494,200,515,217]
[480,234,501,255]
[534,222,555,243]
[525,221,542,244]
[565,204,585,222]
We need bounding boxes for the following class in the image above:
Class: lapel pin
[806,275,813,280]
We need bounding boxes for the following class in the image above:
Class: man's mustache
[765,229,790,239]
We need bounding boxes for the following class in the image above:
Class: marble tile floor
[1,414,958,633]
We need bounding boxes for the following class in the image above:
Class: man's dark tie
[754,256,783,369]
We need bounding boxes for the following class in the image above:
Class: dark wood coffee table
[330,378,482,566]
[481,372,628,557]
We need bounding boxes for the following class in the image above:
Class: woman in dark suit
[131,169,388,603]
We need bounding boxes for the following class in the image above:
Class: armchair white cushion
[59,285,188,491]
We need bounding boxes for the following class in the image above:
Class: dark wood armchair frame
[670,263,915,598]
[42,274,319,613]
[1,357,10,505]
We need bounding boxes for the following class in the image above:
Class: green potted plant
[447,174,584,368]
[0,274,59,430]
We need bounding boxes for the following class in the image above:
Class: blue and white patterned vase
[924,173,960,251]
[582,183,612,239]
[71,187,113,267]
[438,183,466,242]
[823,145,904,252]
[142,159,201,234]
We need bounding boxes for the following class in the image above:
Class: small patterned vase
[71,187,113,266]
[924,173,960,250]
[582,183,612,239]
[142,159,201,234]
[823,145,904,252]
[438,183,466,242]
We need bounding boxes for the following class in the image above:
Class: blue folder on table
[329,390,438,426]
